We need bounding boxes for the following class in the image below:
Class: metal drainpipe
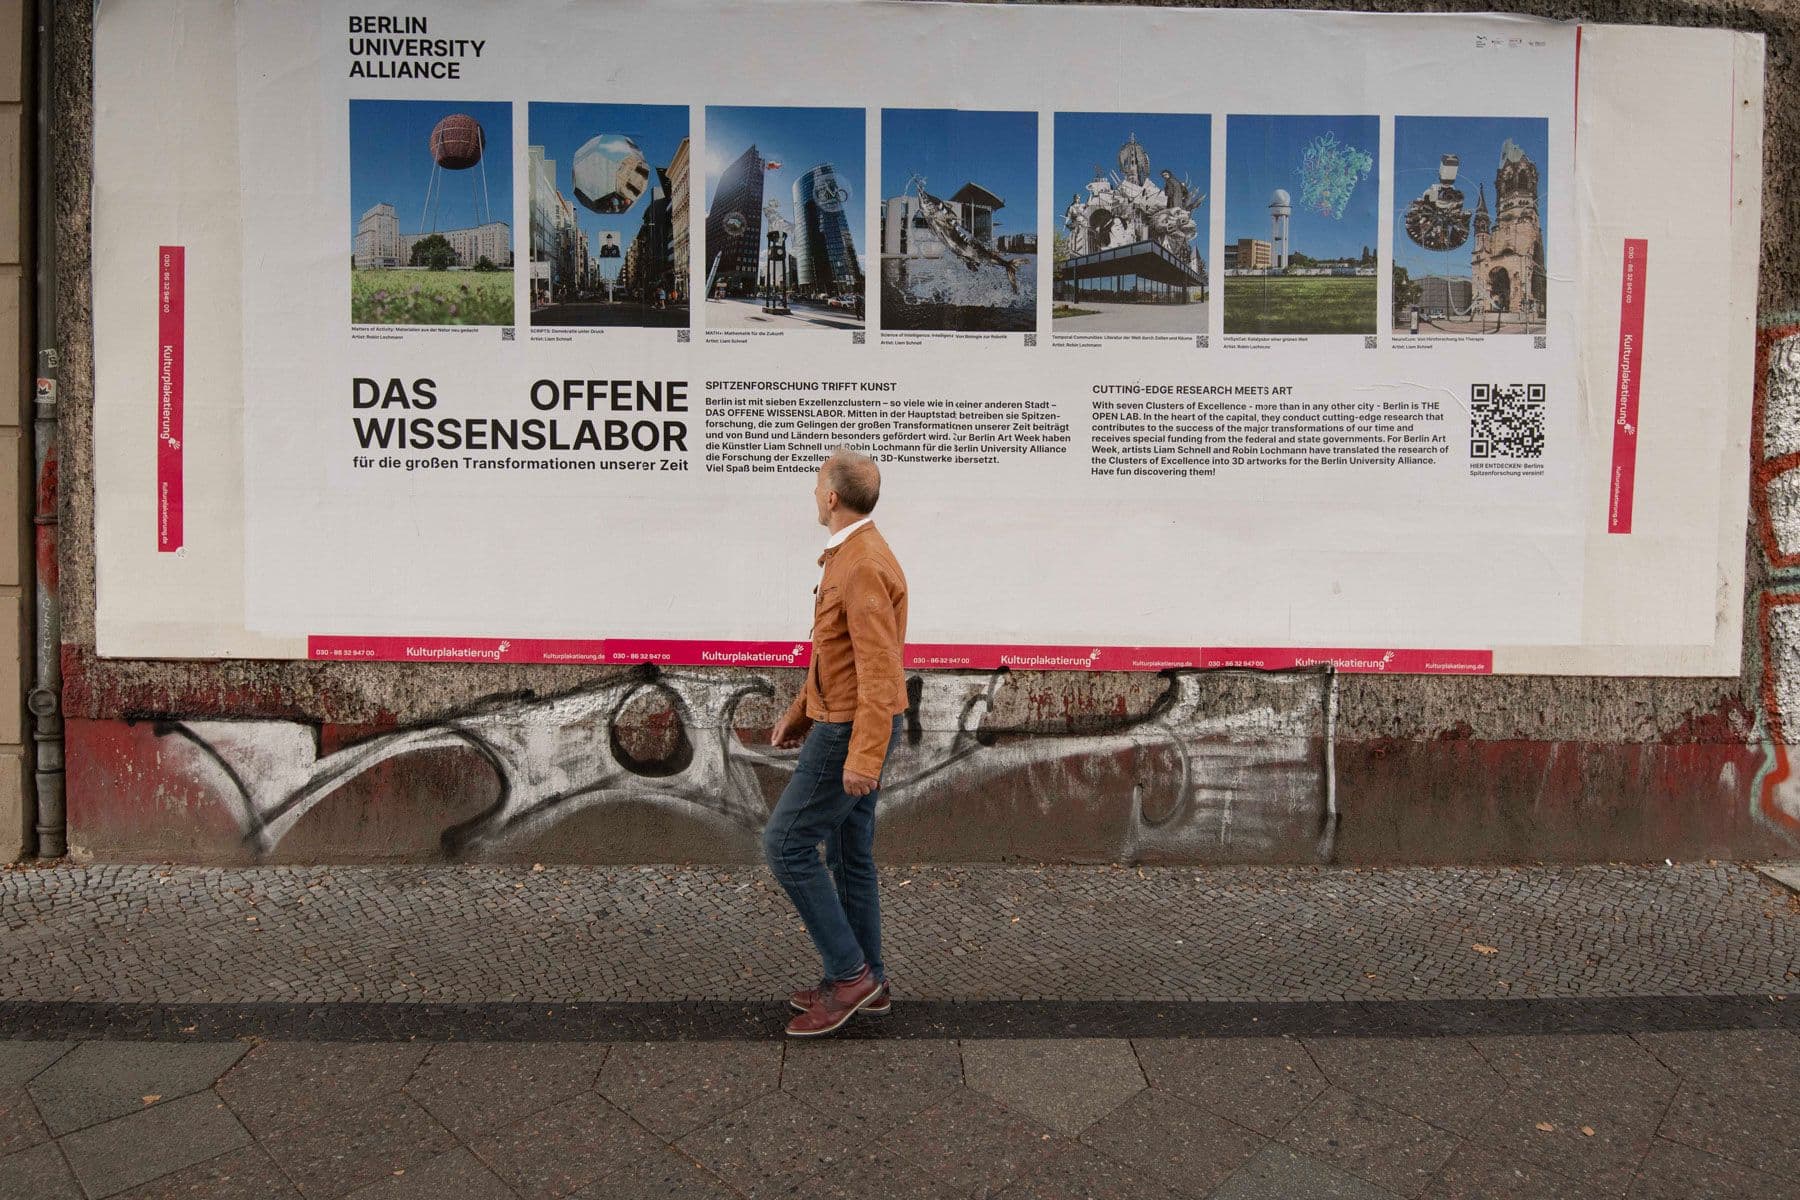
[27,0,61,858]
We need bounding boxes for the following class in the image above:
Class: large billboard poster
[92,2,1763,674]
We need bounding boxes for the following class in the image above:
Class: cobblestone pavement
[3,1027,1799,1198]
[0,863,1794,1005]
[1,863,1797,1197]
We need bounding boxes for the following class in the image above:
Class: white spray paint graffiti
[1752,328,1800,844]
[158,666,1336,861]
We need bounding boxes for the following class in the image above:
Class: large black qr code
[1470,383,1545,459]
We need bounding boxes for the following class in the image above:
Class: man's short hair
[824,448,880,515]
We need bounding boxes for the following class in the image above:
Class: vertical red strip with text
[157,246,185,551]
[1608,239,1647,534]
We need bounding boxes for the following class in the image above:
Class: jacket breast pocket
[812,585,844,634]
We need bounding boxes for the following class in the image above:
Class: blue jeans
[762,715,903,983]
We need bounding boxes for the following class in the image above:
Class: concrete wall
[44,0,1800,866]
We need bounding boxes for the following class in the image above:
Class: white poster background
[237,1,1577,647]
[90,2,1763,672]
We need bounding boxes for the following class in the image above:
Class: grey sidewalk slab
[1659,1082,1800,1181]
[258,1092,458,1200]
[465,1090,644,1198]
[561,1138,741,1200]
[875,1088,1067,1195]
[1755,862,1800,894]
[1077,1087,1266,1196]
[401,1041,608,1140]
[1212,1143,1400,1200]
[28,1041,249,1135]
[1420,1144,1608,1200]
[58,1090,251,1199]
[0,1140,82,1199]
[961,1038,1146,1134]
[0,1040,72,1086]
[1,1033,1798,1200]
[1628,1138,1800,1200]
[597,1040,783,1140]
[1302,1037,1506,1136]
[1468,1076,1671,1196]
[1278,1088,1462,1198]
[0,1042,68,1157]
[341,1147,515,1200]
[215,1042,430,1138]
[1632,1027,1800,1096]
[1134,1036,1327,1136]
[674,1089,867,1198]
[781,1144,948,1200]
[108,1143,301,1200]
[0,1082,48,1157]
[995,1139,1192,1200]
[779,1037,963,1128]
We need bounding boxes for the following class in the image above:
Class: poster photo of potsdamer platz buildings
[703,105,866,333]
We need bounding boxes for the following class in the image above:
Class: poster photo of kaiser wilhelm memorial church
[1393,115,1549,337]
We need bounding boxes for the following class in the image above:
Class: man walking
[765,448,909,1037]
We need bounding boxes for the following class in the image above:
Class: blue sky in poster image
[1054,112,1210,245]
[348,100,513,246]
[1225,114,1379,261]
[881,109,1038,240]
[1392,116,1549,279]
[531,103,687,282]
[704,106,866,257]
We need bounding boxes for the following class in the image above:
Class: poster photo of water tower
[1222,113,1380,337]
[348,99,515,327]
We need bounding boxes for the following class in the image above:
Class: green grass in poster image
[351,269,514,326]
[1222,275,1376,335]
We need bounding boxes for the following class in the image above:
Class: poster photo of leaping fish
[880,108,1039,333]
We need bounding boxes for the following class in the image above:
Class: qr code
[676,329,691,343]
[500,327,515,342]
[852,330,866,345]
[1023,333,1038,347]
[1363,334,1378,349]
[1470,383,1546,458]
[1534,335,1547,350]
[1196,335,1210,349]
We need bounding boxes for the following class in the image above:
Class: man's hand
[843,768,879,797]
[770,712,811,749]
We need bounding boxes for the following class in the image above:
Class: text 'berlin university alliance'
[347,15,485,79]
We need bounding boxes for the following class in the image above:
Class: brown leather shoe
[784,965,882,1037]
[790,979,890,1015]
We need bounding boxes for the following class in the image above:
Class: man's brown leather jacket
[780,522,909,778]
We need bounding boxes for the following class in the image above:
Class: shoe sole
[785,987,882,1037]
[789,995,891,1016]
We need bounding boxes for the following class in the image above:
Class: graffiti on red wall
[1750,324,1800,845]
[142,666,1335,862]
